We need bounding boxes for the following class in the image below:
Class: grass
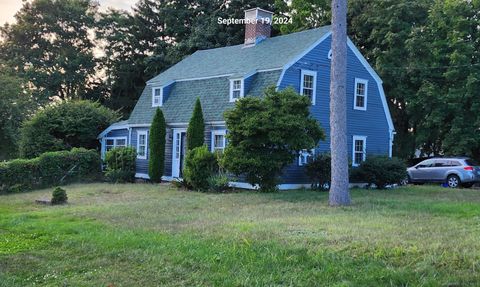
[0,184,479,286]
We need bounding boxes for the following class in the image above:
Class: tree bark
[329,0,351,206]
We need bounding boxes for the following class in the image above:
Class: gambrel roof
[146,26,331,86]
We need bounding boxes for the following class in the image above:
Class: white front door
[172,129,187,178]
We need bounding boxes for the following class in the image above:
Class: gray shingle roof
[108,26,332,128]
[129,70,282,124]
[147,26,331,86]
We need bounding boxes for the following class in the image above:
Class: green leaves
[19,100,119,158]
[149,108,167,183]
[222,87,325,191]
[187,98,205,151]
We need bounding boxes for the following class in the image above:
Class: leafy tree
[405,0,480,160]
[0,63,31,160]
[20,100,119,158]
[329,0,350,206]
[0,0,100,106]
[222,87,324,192]
[187,98,205,150]
[148,108,166,182]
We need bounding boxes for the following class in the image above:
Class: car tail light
[464,166,474,171]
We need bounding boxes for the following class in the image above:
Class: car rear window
[466,159,479,166]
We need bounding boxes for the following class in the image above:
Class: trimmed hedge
[105,147,136,183]
[0,148,101,193]
[354,156,407,189]
[183,145,218,191]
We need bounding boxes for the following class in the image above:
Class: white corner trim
[276,31,332,89]
[300,69,317,105]
[229,78,244,102]
[352,135,367,167]
[353,78,368,111]
[136,130,148,160]
[152,86,163,107]
[210,129,227,152]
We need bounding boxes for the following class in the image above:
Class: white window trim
[298,149,315,166]
[300,70,317,105]
[102,136,128,158]
[352,135,367,167]
[229,79,244,102]
[136,131,148,160]
[152,86,163,107]
[211,129,227,152]
[353,78,368,111]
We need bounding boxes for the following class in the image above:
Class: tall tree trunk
[329,0,351,206]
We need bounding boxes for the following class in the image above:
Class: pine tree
[148,108,166,182]
[329,0,351,206]
[187,98,205,150]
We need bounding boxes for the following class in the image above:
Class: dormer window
[152,87,163,107]
[229,79,244,102]
[300,70,316,105]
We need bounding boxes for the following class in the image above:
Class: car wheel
[447,175,460,188]
[400,177,409,186]
[462,183,474,188]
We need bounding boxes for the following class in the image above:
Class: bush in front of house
[354,156,407,189]
[305,153,331,191]
[183,145,218,191]
[19,100,119,158]
[186,98,205,151]
[207,173,230,192]
[51,187,68,204]
[0,148,101,193]
[222,87,325,192]
[105,147,137,183]
[148,108,166,183]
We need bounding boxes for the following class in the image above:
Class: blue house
[98,8,395,189]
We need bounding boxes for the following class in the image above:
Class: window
[229,79,244,102]
[211,130,227,152]
[152,87,163,107]
[300,70,316,105]
[352,136,366,166]
[105,137,127,153]
[416,159,434,168]
[299,149,315,166]
[354,78,368,110]
[137,131,148,159]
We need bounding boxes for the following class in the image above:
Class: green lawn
[1,184,479,286]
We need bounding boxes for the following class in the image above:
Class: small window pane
[356,83,365,96]
[233,90,241,99]
[356,95,364,108]
[233,80,241,90]
[116,139,126,146]
[303,75,313,89]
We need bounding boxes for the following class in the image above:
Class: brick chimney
[244,8,273,46]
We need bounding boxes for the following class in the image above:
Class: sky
[0,0,137,25]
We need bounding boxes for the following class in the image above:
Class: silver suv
[407,157,480,188]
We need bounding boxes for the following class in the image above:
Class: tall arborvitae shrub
[187,98,205,150]
[148,108,166,182]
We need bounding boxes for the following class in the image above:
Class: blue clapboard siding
[278,35,390,184]
[106,129,128,138]
[130,128,150,175]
